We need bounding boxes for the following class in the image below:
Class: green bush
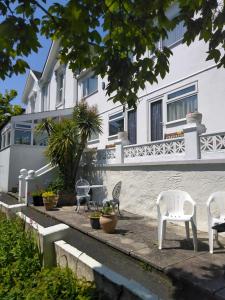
[0,213,99,300]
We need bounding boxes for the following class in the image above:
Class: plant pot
[90,217,101,229]
[186,112,202,124]
[57,192,75,206]
[43,196,58,210]
[32,196,43,206]
[100,214,117,233]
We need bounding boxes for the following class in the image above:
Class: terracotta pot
[90,217,101,229]
[43,196,58,210]
[186,112,202,124]
[100,214,117,233]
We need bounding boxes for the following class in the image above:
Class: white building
[0,11,225,229]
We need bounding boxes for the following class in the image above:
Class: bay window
[162,21,186,48]
[82,75,98,98]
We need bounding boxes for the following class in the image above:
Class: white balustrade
[96,148,116,164]
[200,132,225,159]
[123,138,185,163]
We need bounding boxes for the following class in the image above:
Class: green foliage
[25,268,98,300]
[0,1,225,107]
[46,101,102,192]
[0,212,42,299]
[0,212,99,300]
[0,90,23,129]
[90,211,101,219]
[47,175,65,193]
[31,190,43,197]
[101,205,114,216]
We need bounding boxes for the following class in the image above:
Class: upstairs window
[82,75,98,98]
[109,112,124,136]
[58,73,64,104]
[167,84,198,122]
[88,130,99,142]
[162,21,186,48]
[42,84,49,112]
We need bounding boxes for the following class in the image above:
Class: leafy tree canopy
[0,90,24,128]
[0,0,225,107]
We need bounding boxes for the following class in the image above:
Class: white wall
[0,147,10,191]
[86,161,225,231]
[8,145,48,191]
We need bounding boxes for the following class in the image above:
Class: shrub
[0,212,99,300]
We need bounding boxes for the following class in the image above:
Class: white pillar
[114,131,130,164]
[25,170,36,205]
[18,169,28,202]
[183,123,206,160]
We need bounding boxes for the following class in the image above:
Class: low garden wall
[85,160,225,231]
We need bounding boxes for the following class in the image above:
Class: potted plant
[100,205,117,233]
[89,211,101,229]
[42,191,58,210]
[31,190,43,206]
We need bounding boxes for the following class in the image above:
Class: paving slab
[32,204,225,299]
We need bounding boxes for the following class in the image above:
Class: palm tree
[46,101,102,192]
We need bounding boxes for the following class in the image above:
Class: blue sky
[0,1,66,106]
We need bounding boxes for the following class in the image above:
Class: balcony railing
[200,131,225,159]
[96,147,116,164]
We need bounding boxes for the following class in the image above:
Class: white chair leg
[76,198,80,213]
[163,220,167,240]
[158,219,165,250]
[185,221,190,239]
[191,219,198,252]
[209,227,214,254]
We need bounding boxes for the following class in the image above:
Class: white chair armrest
[156,193,164,218]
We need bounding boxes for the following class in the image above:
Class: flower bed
[0,212,99,299]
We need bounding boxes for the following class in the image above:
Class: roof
[31,70,42,79]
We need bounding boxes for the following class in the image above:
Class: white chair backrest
[207,191,225,218]
[75,179,90,196]
[157,190,195,215]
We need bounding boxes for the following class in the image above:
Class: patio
[32,204,225,299]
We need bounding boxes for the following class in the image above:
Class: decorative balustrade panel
[97,148,116,164]
[124,138,185,163]
[200,132,225,158]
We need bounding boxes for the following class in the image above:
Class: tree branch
[33,0,58,25]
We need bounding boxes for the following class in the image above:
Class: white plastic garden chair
[207,191,225,254]
[75,179,91,213]
[157,190,198,251]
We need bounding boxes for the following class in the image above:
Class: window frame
[108,111,124,138]
[166,83,198,124]
[81,74,98,98]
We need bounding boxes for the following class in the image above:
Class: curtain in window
[128,110,137,144]
[151,100,163,141]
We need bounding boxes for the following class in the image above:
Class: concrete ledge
[17,212,70,266]
[0,201,26,218]
[55,240,157,300]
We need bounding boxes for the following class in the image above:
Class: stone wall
[85,160,225,231]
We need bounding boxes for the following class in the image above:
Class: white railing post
[25,170,35,205]
[115,131,130,164]
[183,113,206,160]
[18,169,28,202]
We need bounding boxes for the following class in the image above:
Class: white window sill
[166,118,186,126]
[108,134,118,140]
[87,139,100,144]
[81,89,98,100]
[55,102,64,109]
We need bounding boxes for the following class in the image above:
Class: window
[109,112,124,136]
[82,75,98,97]
[167,84,198,122]
[58,73,64,104]
[162,21,186,48]
[128,109,137,144]
[14,130,31,145]
[42,85,49,111]
[88,130,99,142]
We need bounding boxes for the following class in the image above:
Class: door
[128,109,137,144]
[151,100,163,141]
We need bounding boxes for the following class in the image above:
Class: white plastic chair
[75,179,90,213]
[207,191,225,254]
[157,190,197,251]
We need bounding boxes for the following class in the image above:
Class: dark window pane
[128,110,137,144]
[109,119,124,136]
[14,130,31,145]
[109,112,123,120]
[168,85,195,100]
